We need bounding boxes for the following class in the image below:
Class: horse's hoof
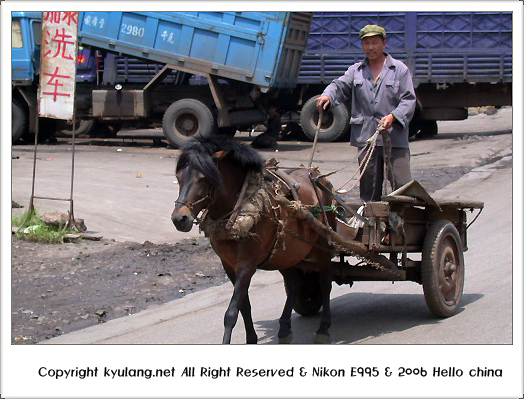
[313,333,331,344]
[278,333,293,344]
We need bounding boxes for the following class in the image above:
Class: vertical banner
[38,12,78,120]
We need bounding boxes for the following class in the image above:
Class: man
[251,105,281,149]
[316,24,416,202]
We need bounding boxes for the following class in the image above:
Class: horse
[171,135,335,344]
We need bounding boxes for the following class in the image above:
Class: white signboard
[38,12,78,120]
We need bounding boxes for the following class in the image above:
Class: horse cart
[172,135,484,343]
[286,176,484,319]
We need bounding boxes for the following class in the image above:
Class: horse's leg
[224,267,258,344]
[239,294,258,344]
[222,265,256,344]
[314,253,333,344]
[278,268,299,344]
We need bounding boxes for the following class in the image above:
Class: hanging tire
[162,99,215,148]
[421,220,465,318]
[293,270,323,316]
[12,99,27,143]
[300,95,350,142]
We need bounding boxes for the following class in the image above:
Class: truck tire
[300,95,350,142]
[162,99,215,148]
[12,99,27,143]
[59,119,97,137]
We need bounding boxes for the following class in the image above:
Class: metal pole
[67,116,77,231]
[16,118,40,234]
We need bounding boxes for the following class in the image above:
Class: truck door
[11,17,41,84]
[12,18,32,83]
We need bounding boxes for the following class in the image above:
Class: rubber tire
[12,99,27,143]
[60,119,97,137]
[300,95,350,142]
[293,270,323,317]
[162,99,215,148]
[421,220,465,318]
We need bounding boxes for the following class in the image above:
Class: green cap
[359,24,386,40]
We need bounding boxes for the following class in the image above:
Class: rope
[308,108,323,168]
[336,122,386,193]
[381,130,395,197]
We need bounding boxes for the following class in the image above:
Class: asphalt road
[11,107,512,244]
[42,152,513,345]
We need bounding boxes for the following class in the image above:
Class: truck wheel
[162,99,215,148]
[60,119,97,137]
[421,220,465,318]
[12,99,27,143]
[293,270,323,316]
[300,95,350,142]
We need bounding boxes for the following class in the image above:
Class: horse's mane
[176,135,264,188]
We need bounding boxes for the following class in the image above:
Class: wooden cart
[290,179,484,319]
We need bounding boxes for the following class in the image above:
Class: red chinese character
[62,12,78,27]
[43,28,75,60]
[42,67,71,102]
[44,12,62,24]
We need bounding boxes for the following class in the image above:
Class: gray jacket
[322,54,416,148]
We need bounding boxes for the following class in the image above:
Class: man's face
[361,35,386,61]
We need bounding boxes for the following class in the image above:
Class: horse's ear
[212,150,229,160]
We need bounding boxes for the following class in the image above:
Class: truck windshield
[12,20,23,48]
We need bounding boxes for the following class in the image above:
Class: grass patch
[12,210,67,244]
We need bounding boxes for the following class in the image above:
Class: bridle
[174,188,216,224]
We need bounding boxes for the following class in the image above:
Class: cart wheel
[293,270,322,316]
[421,220,465,318]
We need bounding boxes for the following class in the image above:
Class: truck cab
[12,12,43,142]
[12,12,41,85]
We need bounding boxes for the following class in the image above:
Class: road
[35,107,516,345]
[11,107,513,244]
[42,153,513,345]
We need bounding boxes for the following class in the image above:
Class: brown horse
[171,136,334,344]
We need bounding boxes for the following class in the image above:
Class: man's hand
[379,114,395,132]
[316,95,331,110]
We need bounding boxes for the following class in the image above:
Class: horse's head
[171,136,263,232]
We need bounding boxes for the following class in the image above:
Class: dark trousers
[358,147,411,202]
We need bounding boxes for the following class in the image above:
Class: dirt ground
[10,165,468,344]
[11,237,227,344]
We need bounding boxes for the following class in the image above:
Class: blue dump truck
[12,11,512,145]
